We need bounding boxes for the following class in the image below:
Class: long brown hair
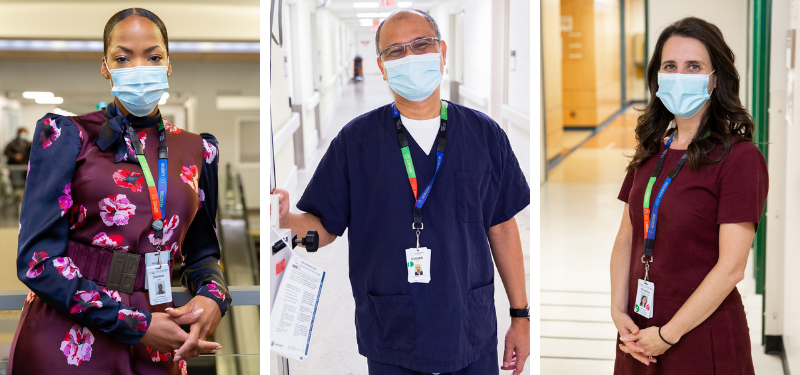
[628,17,754,172]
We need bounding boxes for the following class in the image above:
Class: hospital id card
[144,251,171,290]
[405,247,431,283]
[146,265,172,305]
[634,279,654,319]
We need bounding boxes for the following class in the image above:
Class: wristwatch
[510,305,530,321]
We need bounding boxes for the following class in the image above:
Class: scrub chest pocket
[455,171,487,223]
[369,293,417,352]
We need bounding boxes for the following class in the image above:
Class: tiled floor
[541,107,784,374]
[271,75,531,374]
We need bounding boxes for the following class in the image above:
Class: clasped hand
[139,295,223,362]
[613,311,676,366]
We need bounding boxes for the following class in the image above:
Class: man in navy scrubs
[274,8,530,375]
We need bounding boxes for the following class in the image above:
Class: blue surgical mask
[655,70,715,119]
[382,53,442,102]
[105,58,169,117]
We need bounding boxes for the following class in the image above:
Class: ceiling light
[22,91,54,99]
[353,2,379,8]
[398,2,412,6]
[159,92,169,105]
[357,12,382,17]
[35,97,63,104]
[53,108,77,116]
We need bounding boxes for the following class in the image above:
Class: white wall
[506,0,531,181]
[765,0,789,351]
[356,31,382,76]
[272,0,296,190]
[428,0,494,117]
[647,0,750,109]
[316,9,350,136]
[781,0,800,371]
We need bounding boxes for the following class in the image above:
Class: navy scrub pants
[367,348,499,375]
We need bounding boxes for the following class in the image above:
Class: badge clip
[641,255,654,281]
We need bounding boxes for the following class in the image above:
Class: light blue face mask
[382,53,443,102]
[105,58,169,117]
[655,70,715,119]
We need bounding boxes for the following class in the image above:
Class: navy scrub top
[297,101,530,373]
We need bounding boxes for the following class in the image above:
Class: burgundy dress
[614,139,768,374]
[10,103,232,374]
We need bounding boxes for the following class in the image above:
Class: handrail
[0,285,260,311]
[304,92,320,109]
[320,63,348,94]
[273,112,301,152]
[501,104,530,132]
[458,84,489,107]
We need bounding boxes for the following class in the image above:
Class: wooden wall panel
[562,0,621,127]
[543,0,564,161]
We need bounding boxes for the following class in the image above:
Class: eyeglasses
[379,37,441,61]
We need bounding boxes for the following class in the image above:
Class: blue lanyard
[392,102,448,230]
[643,134,688,259]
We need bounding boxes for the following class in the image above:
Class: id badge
[634,279,654,319]
[405,247,431,283]
[144,251,171,290]
[146,265,172,305]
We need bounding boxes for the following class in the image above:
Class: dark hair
[375,9,441,55]
[628,17,754,172]
[103,8,169,57]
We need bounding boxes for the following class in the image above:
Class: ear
[167,57,173,77]
[377,56,387,81]
[100,58,111,80]
[440,40,447,65]
[708,71,717,94]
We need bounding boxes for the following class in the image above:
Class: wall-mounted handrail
[320,63,349,94]
[0,285,260,311]
[501,104,530,132]
[273,112,301,152]
[459,84,488,107]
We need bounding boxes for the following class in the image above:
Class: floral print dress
[9,102,232,375]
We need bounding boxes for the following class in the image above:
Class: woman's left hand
[166,295,223,361]
[626,326,676,357]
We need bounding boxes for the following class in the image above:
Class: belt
[67,241,169,294]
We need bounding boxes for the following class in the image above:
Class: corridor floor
[272,74,531,374]
[540,106,784,374]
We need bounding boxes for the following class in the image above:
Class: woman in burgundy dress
[9,8,232,374]
[610,17,768,374]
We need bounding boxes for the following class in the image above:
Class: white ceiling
[324,0,446,28]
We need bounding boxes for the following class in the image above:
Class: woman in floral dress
[9,8,232,374]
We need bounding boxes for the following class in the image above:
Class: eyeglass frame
[377,37,442,61]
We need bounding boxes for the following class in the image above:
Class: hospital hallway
[271,73,531,374]
[539,107,783,374]
[270,0,531,373]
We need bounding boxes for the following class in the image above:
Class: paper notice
[269,249,326,361]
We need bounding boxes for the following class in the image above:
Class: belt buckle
[107,252,141,294]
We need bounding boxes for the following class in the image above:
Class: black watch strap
[510,305,530,320]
